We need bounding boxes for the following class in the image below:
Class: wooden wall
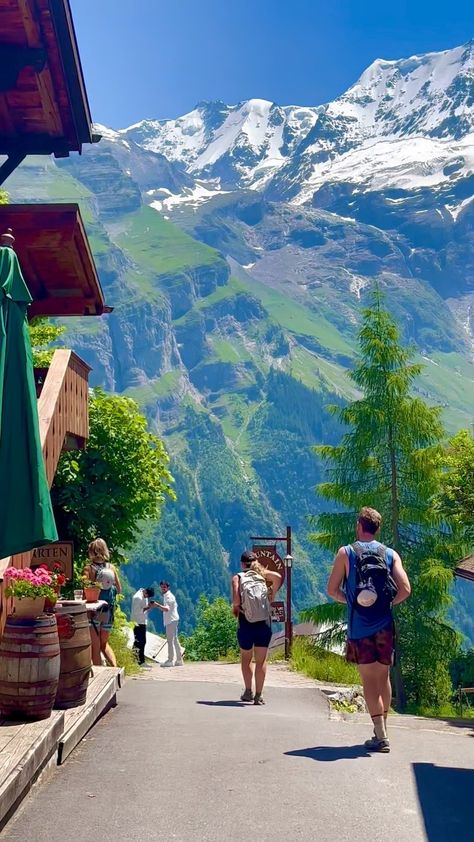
[0,349,90,628]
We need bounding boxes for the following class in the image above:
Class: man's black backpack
[352,542,398,613]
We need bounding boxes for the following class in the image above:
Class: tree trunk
[388,423,401,551]
[387,425,406,708]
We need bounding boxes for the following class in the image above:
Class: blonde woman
[84,539,121,667]
[231,550,282,705]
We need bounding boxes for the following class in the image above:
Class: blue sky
[71,0,473,128]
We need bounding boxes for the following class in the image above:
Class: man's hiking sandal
[254,693,265,705]
[364,735,390,752]
[240,689,254,702]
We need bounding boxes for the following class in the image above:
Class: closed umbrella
[0,244,58,558]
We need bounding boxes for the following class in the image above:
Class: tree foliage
[29,317,65,366]
[52,388,175,565]
[309,291,461,709]
[438,430,474,542]
[182,595,239,661]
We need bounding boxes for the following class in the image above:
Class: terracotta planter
[13,596,46,618]
[84,587,100,603]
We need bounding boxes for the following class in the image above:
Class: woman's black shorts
[237,615,272,650]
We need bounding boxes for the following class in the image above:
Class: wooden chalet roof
[0,0,99,162]
[455,555,474,583]
[0,203,110,317]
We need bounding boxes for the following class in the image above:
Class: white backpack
[238,571,270,622]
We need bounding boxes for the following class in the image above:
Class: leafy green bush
[182,595,239,661]
[108,606,140,675]
[52,388,175,562]
[290,637,359,684]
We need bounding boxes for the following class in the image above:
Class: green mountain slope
[7,150,474,639]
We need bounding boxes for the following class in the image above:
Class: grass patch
[211,337,251,364]
[124,370,182,406]
[173,276,246,324]
[109,609,140,675]
[407,702,474,720]
[238,276,354,356]
[416,352,474,431]
[116,206,223,276]
[290,637,359,684]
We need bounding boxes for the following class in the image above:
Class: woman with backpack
[232,550,282,705]
[84,538,121,667]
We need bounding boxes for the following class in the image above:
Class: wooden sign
[271,601,286,623]
[252,545,286,586]
[31,542,74,580]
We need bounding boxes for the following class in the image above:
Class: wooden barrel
[0,614,60,720]
[54,600,92,709]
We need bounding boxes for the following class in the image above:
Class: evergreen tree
[306,291,460,709]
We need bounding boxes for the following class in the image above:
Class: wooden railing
[0,349,90,585]
[37,349,91,487]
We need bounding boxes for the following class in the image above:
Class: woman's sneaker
[240,688,254,702]
[254,693,265,706]
[364,735,390,752]
[160,660,174,668]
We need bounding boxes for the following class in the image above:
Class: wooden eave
[0,203,110,317]
[454,555,474,583]
[0,0,98,159]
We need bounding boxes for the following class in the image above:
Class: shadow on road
[196,700,247,707]
[285,745,372,761]
[413,762,473,841]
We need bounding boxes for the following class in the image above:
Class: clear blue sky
[70,0,473,128]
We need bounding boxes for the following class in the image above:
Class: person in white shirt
[131,587,155,669]
[148,581,183,667]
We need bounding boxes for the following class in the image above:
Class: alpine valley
[7,41,474,638]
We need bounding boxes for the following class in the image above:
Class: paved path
[3,662,473,842]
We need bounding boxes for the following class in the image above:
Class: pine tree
[305,291,460,710]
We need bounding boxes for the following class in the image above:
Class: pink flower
[4,567,18,579]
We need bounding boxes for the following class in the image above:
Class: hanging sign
[252,545,286,586]
[31,541,74,580]
[270,601,286,623]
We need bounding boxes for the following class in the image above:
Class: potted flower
[4,566,57,618]
[81,575,101,603]
[34,563,69,612]
[37,563,68,596]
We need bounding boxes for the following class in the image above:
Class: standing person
[327,506,411,753]
[95,568,118,667]
[84,538,121,667]
[131,587,155,669]
[148,581,183,667]
[232,550,282,706]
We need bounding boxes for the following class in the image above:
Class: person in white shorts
[148,581,183,667]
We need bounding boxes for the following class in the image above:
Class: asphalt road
[3,669,473,842]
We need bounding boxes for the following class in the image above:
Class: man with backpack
[327,507,411,752]
[232,550,282,705]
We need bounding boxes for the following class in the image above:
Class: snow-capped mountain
[117,40,474,204]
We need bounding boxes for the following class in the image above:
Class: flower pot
[84,587,100,603]
[13,596,46,618]
[44,595,58,614]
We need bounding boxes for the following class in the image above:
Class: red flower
[57,574,66,585]
[38,563,49,570]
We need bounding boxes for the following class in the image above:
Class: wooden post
[285,526,293,660]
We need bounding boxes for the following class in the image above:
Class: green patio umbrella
[0,245,58,559]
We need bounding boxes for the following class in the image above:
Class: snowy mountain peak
[333,39,474,140]
[114,42,473,203]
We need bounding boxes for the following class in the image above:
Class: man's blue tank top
[344,540,394,640]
